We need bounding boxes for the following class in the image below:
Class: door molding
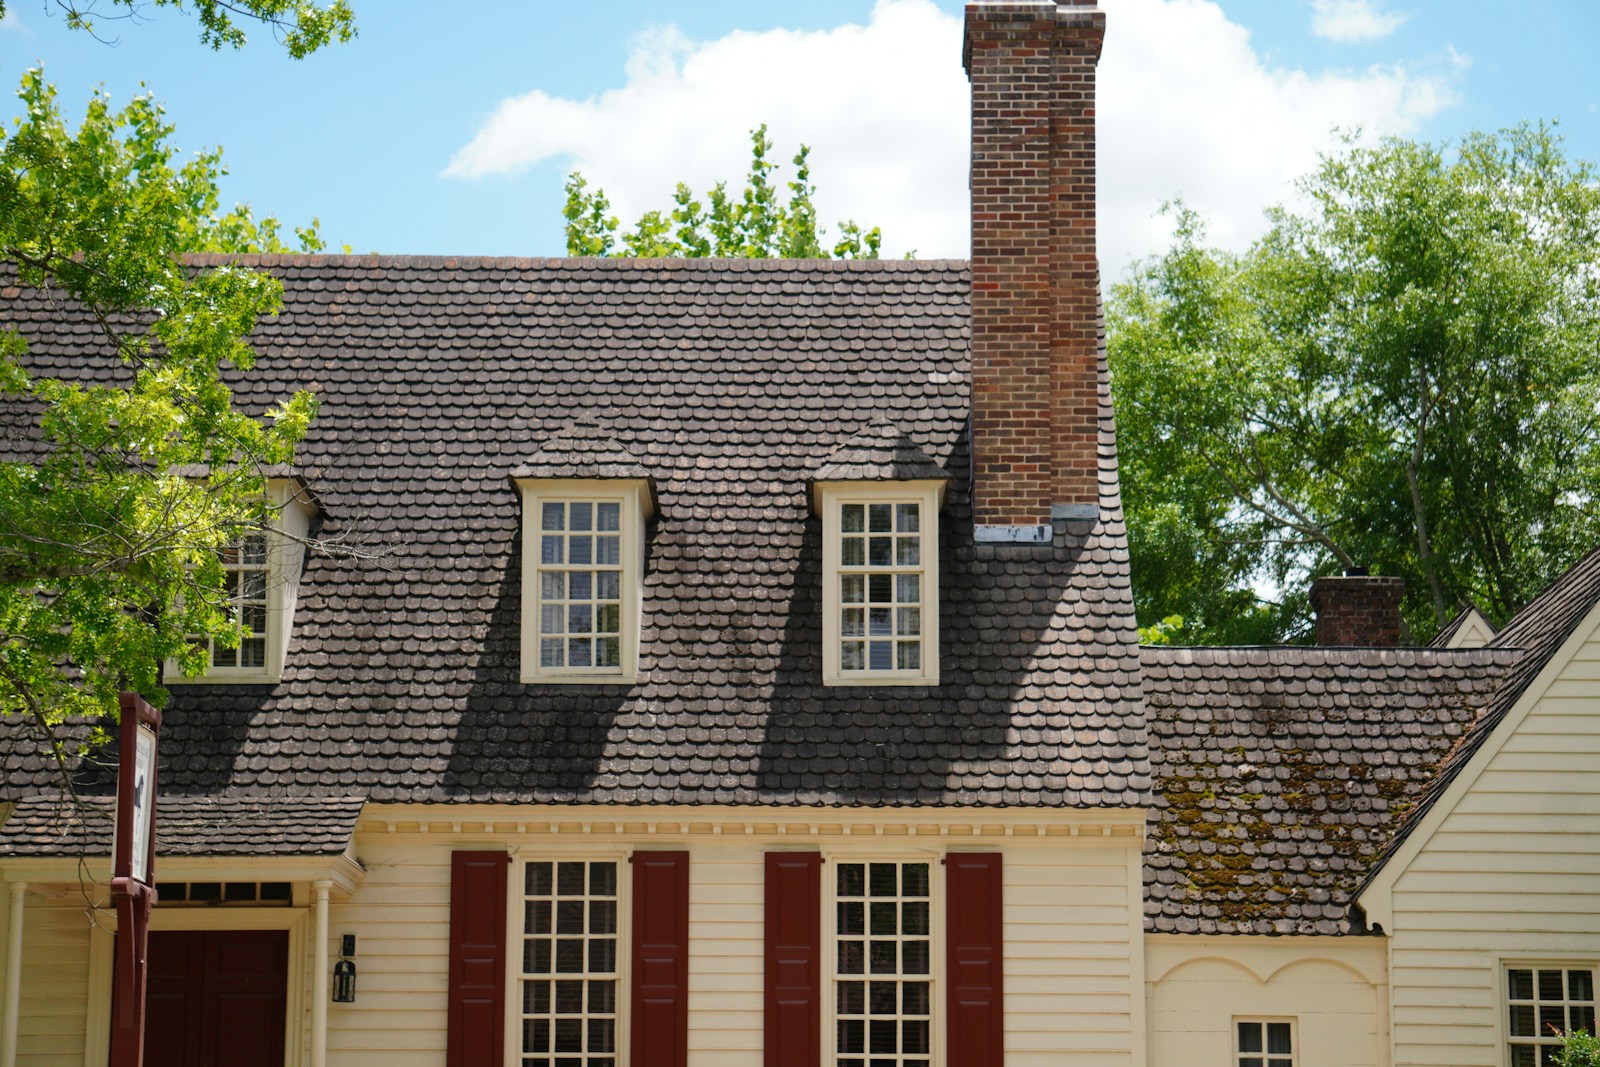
[85,908,308,1067]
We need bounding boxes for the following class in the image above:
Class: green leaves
[1,0,356,58]
[0,70,320,736]
[1112,126,1600,643]
[562,125,885,260]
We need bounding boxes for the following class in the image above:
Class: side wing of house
[1358,578,1600,1067]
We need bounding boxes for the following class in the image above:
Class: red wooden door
[127,929,288,1067]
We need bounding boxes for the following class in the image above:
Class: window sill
[824,672,940,687]
[520,671,637,686]
[164,671,280,686]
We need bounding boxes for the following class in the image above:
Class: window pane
[902,1020,929,1054]
[527,900,552,934]
[240,638,266,668]
[1267,1023,1291,1054]
[558,863,585,895]
[1510,970,1534,1000]
[896,503,919,532]
[241,535,268,564]
[554,1018,582,1052]
[870,982,897,1015]
[596,571,620,599]
[869,942,897,974]
[869,1019,896,1053]
[897,607,921,636]
[896,574,920,603]
[897,642,921,671]
[1541,970,1565,1001]
[869,864,897,897]
[542,605,565,635]
[842,504,865,532]
[841,575,865,603]
[568,639,592,667]
[1238,1022,1262,1053]
[1571,970,1595,1003]
[870,902,897,936]
[555,980,583,1012]
[902,941,929,974]
[588,980,615,1013]
[541,572,566,600]
[587,1017,614,1053]
[588,939,616,973]
[841,643,864,670]
[839,902,864,936]
[1511,1047,1536,1067]
[842,538,864,566]
[838,1019,864,1054]
[868,537,893,566]
[869,574,893,603]
[902,982,929,1015]
[842,609,865,637]
[596,536,620,565]
[838,981,864,1015]
[589,900,616,935]
[568,571,592,600]
[568,605,593,634]
[1572,1004,1596,1035]
[596,604,620,633]
[868,608,893,636]
[557,901,584,935]
[541,639,564,667]
[542,503,565,530]
[569,537,593,565]
[896,538,920,565]
[839,864,866,897]
[590,864,616,895]
[902,901,928,936]
[569,503,593,531]
[902,865,929,896]
[541,536,564,564]
[839,940,864,975]
[527,863,553,896]
[1511,1004,1536,1037]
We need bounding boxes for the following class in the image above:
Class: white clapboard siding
[1387,623,1600,1067]
[1146,937,1387,1067]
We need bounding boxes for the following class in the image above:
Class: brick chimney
[1310,573,1406,647]
[964,0,1104,539]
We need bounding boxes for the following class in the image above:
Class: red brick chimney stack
[964,0,1104,539]
[1310,573,1406,647]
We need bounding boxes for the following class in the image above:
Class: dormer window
[512,428,655,685]
[166,477,319,685]
[812,420,950,687]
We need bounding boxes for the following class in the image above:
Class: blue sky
[3,0,1598,273]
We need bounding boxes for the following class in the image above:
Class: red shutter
[447,850,509,1067]
[764,852,822,1067]
[631,850,690,1067]
[946,852,1004,1066]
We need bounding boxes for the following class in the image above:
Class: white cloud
[1310,0,1409,43]
[445,0,1460,272]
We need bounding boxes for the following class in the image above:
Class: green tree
[564,125,888,260]
[1110,125,1600,643]
[0,0,355,58]
[0,0,355,762]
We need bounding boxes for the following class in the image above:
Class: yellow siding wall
[1387,625,1600,1066]
[3,886,92,1067]
[1146,936,1387,1067]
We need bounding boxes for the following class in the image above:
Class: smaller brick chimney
[1310,572,1405,647]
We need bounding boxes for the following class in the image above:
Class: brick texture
[964,0,1104,526]
[1310,575,1407,646]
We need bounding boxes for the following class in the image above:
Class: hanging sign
[109,693,161,1067]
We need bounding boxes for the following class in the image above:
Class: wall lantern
[332,934,357,1003]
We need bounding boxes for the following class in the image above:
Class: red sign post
[109,692,161,1067]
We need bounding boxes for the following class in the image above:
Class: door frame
[85,907,308,1067]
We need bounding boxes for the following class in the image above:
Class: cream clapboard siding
[3,888,92,1067]
[1146,935,1388,1067]
[1386,623,1600,1067]
[327,809,1145,1067]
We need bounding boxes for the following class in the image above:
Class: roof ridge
[179,253,974,271]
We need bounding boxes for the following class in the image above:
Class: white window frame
[817,481,943,686]
[822,849,945,1067]
[517,479,649,684]
[505,850,633,1067]
[1500,959,1599,1067]
[1232,1017,1296,1067]
[165,528,285,685]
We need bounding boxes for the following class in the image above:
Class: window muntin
[535,500,625,672]
[834,861,932,1067]
[839,503,925,673]
[1507,966,1596,1066]
[520,860,620,1067]
[1235,1019,1293,1067]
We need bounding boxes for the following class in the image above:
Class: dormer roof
[812,418,953,484]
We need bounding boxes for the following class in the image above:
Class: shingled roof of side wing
[0,255,1150,810]
[1142,644,1518,935]
[0,794,365,857]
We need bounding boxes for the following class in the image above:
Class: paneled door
[126,929,289,1067]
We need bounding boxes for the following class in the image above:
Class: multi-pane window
[208,534,269,670]
[835,861,931,1067]
[536,501,624,672]
[521,861,620,1067]
[838,502,925,674]
[1235,1020,1293,1067]
[1508,966,1596,1066]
